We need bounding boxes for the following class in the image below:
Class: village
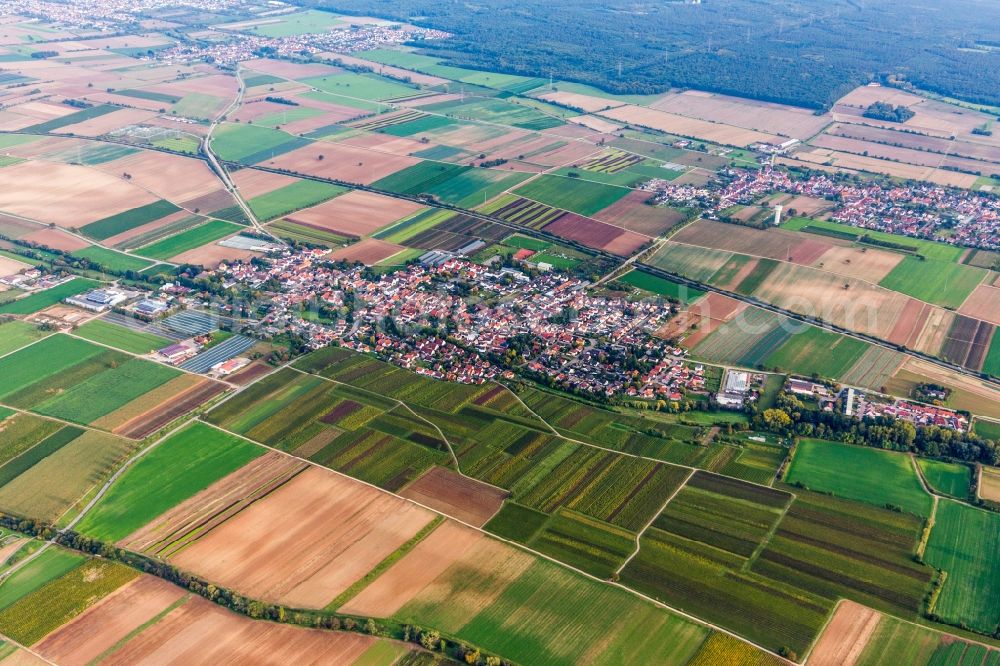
[645,166,1000,251]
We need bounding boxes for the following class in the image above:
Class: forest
[309,0,1000,110]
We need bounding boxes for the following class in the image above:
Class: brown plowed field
[672,220,833,265]
[232,168,299,199]
[270,143,418,185]
[658,292,747,348]
[35,576,186,665]
[171,242,257,267]
[543,213,649,256]
[808,600,881,666]
[594,190,686,236]
[102,594,376,665]
[121,451,307,555]
[600,104,781,148]
[400,466,508,527]
[286,189,424,238]
[97,151,223,203]
[0,161,157,227]
[20,228,91,252]
[886,299,931,348]
[170,466,436,608]
[328,238,405,265]
[958,284,1000,326]
[113,379,228,439]
[225,361,273,386]
[340,520,484,617]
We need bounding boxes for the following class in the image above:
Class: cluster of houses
[844,387,969,432]
[217,249,711,399]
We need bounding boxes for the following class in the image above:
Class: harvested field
[790,148,978,189]
[112,379,228,439]
[0,255,29,276]
[285,189,425,238]
[96,151,223,203]
[672,220,833,265]
[55,108,156,137]
[543,213,650,256]
[890,358,1000,419]
[101,595,376,665]
[808,601,881,666]
[269,143,419,185]
[328,238,405,265]
[647,242,734,281]
[811,133,997,175]
[980,465,1000,503]
[121,451,307,556]
[34,575,186,665]
[170,242,257,268]
[243,57,342,80]
[811,244,904,283]
[959,284,1000,326]
[320,52,447,85]
[400,466,508,527]
[535,91,626,113]
[594,190,686,236]
[568,114,623,134]
[914,308,957,357]
[601,105,781,148]
[0,161,156,228]
[649,90,832,139]
[826,122,1000,164]
[339,519,487,617]
[170,466,436,608]
[752,262,911,340]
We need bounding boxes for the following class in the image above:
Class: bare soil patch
[35,576,186,665]
[400,466,508,527]
[601,105,781,148]
[808,600,881,666]
[536,91,626,113]
[594,190,686,236]
[97,151,223,203]
[170,466,435,608]
[171,242,257,267]
[287,189,424,238]
[958,284,1000,326]
[102,594,375,665]
[270,143,418,185]
[232,168,299,199]
[810,244,904,283]
[887,299,930,348]
[0,161,156,228]
[320,53,447,85]
[340,520,484,617]
[328,238,405,265]
[649,90,832,140]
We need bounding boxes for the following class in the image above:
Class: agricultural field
[762,326,870,379]
[513,175,630,217]
[0,547,84,612]
[854,613,1000,666]
[981,463,1000,504]
[73,318,172,354]
[620,270,706,303]
[879,257,987,309]
[785,439,933,516]
[246,179,347,221]
[0,277,99,315]
[0,319,48,357]
[75,422,264,542]
[916,459,971,499]
[81,200,180,241]
[210,123,311,164]
[924,500,1000,634]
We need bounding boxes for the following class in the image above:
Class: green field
[210,123,311,164]
[924,500,1000,633]
[621,270,706,303]
[136,220,240,260]
[916,459,971,499]
[301,72,419,102]
[973,418,1000,441]
[782,217,965,263]
[73,319,171,354]
[171,93,224,120]
[878,257,985,308]
[34,357,178,424]
[983,335,1000,378]
[246,179,347,221]
[71,246,153,272]
[513,175,629,217]
[81,200,181,241]
[0,277,100,315]
[786,439,933,516]
[237,9,343,37]
[763,327,870,378]
[0,320,48,357]
[0,547,84,611]
[23,104,118,134]
[253,106,326,129]
[0,335,106,399]
[75,422,264,541]
[421,96,564,131]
